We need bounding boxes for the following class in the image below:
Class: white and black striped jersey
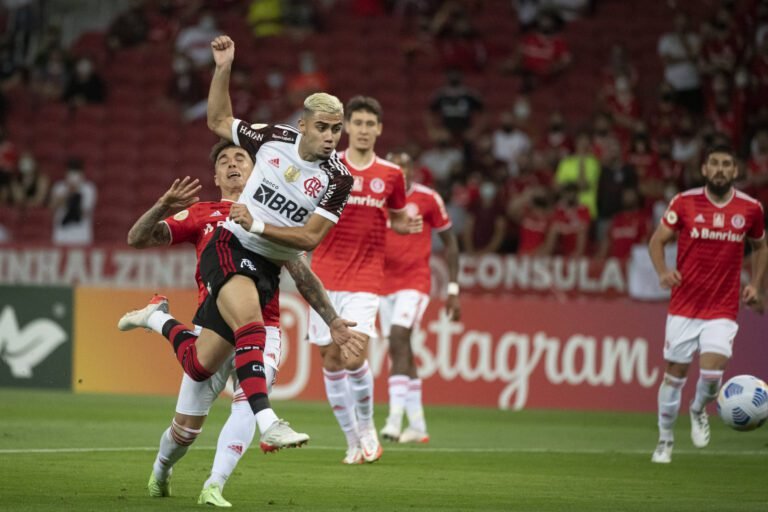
[224,119,352,261]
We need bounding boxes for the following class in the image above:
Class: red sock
[161,320,212,382]
[234,322,271,414]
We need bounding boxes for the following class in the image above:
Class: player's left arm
[229,205,336,251]
[438,228,461,321]
[284,255,366,358]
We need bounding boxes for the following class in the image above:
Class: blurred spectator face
[536,12,557,35]
[299,52,317,74]
[657,138,673,158]
[593,115,611,137]
[677,117,695,138]
[514,97,531,121]
[18,153,36,176]
[614,75,631,95]
[75,58,94,79]
[673,13,689,33]
[499,112,515,132]
[66,169,83,186]
[621,188,639,211]
[198,13,216,31]
[478,181,498,205]
[602,137,622,163]
[574,133,592,153]
[711,72,730,95]
[173,54,192,74]
[561,183,579,206]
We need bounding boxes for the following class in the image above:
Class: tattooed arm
[285,255,365,358]
[127,177,201,248]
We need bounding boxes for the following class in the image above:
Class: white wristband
[447,282,459,296]
[249,218,265,235]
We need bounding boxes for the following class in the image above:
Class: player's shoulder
[412,183,439,199]
[319,151,351,178]
[374,156,402,172]
[237,120,299,144]
[733,189,764,211]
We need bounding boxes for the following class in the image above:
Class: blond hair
[303,92,343,118]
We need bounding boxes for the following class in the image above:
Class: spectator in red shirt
[542,182,591,257]
[745,128,768,209]
[506,10,572,92]
[510,185,553,256]
[461,179,507,254]
[597,188,649,260]
[627,130,664,208]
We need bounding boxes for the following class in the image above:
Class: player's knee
[170,418,203,447]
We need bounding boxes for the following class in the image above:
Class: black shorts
[193,227,281,344]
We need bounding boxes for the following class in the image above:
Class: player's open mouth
[227,171,242,178]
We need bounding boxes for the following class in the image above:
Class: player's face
[298,111,344,161]
[701,152,737,195]
[214,147,253,193]
[345,110,382,152]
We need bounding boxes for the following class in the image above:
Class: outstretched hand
[329,317,366,360]
[158,177,201,212]
[211,35,235,67]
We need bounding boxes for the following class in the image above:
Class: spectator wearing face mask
[63,57,106,106]
[11,152,48,209]
[49,158,97,246]
[508,185,553,256]
[461,179,507,255]
[542,182,591,257]
[492,110,532,176]
[596,188,649,260]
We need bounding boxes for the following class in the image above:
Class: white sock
[657,373,687,441]
[323,368,358,447]
[254,408,279,434]
[152,420,201,481]
[147,310,174,334]
[405,378,427,432]
[387,375,409,430]
[205,400,256,490]
[691,369,723,413]
[347,362,374,431]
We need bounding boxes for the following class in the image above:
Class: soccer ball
[716,375,768,431]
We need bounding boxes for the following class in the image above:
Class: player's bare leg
[689,353,728,449]
[652,362,688,463]
[217,275,308,451]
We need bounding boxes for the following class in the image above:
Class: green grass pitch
[0,389,765,511]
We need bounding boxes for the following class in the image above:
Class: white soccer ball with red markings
[716,375,768,431]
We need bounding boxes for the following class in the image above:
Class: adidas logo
[227,443,243,456]
[268,157,280,167]
[210,210,223,217]
[694,214,705,223]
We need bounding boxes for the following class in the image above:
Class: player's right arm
[207,35,236,141]
[127,177,201,248]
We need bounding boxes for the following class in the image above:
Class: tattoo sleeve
[127,202,172,248]
[285,256,338,326]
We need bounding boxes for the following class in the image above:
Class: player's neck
[221,189,242,202]
[704,185,734,205]
[345,147,375,168]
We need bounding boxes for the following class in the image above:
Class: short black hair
[345,95,383,122]
[210,139,251,164]
[702,144,736,163]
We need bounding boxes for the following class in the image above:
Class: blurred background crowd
[0,0,766,258]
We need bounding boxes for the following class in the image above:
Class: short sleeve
[661,194,683,231]
[428,191,452,231]
[387,170,406,211]
[315,154,353,224]
[163,207,199,245]
[747,202,766,240]
[231,119,273,160]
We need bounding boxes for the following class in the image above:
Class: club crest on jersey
[173,210,189,221]
[240,258,257,271]
[665,210,678,225]
[713,213,725,228]
[304,177,322,198]
[284,165,300,182]
[370,178,385,194]
[731,214,745,229]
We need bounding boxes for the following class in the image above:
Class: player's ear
[298,117,306,135]
[213,173,220,186]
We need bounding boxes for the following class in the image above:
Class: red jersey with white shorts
[163,201,280,326]
[311,153,406,293]
[382,183,452,295]
[661,187,765,321]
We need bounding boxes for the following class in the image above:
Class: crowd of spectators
[0,0,766,257]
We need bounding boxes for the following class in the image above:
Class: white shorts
[663,315,739,364]
[175,325,282,416]
[378,290,430,339]
[308,291,379,346]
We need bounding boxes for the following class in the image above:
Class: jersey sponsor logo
[731,214,745,229]
[303,176,322,198]
[210,210,223,217]
[284,165,300,183]
[690,227,745,242]
[253,184,310,222]
[352,176,364,192]
[239,124,265,141]
[665,210,678,225]
[370,177,385,193]
[240,258,257,271]
[694,213,705,223]
[271,129,296,142]
[173,210,189,221]
[347,194,386,208]
[268,157,280,167]
[713,213,725,228]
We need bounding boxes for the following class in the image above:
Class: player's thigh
[390,290,430,331]
[308,290,344,346]
[378,294,396,339]
[337,291,379,338]
[194,327,236,372]
[217,274,263,328]
[664,315,704,364]
[699,318,738,364]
